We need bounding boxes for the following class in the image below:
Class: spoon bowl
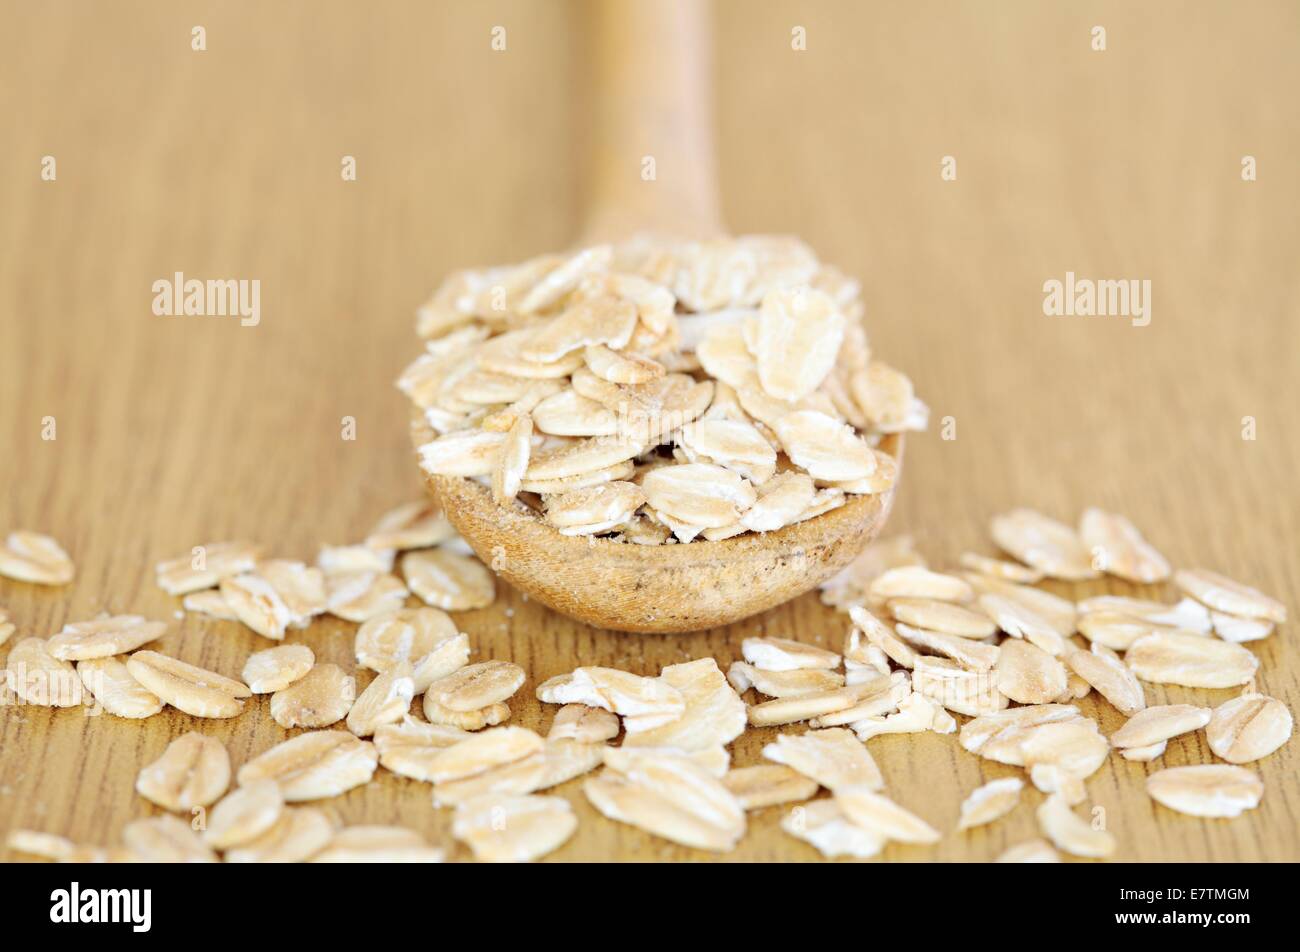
[411,417,903,633]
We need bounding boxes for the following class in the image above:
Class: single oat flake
[452,793,577,863]
[1036,794,1115,858]
[1146,765,1264,818]
[762,728,883,791]
[723,764,819,810]
[203,780,285,850]
[402,549,495,611]
[1078,508,1170,583]
[238,731,378,802]
[270,663,356,729]
[126,651,250,718]
[990,509,1099,581]
[155,541,259,594]
[1174,568,1286,623]
[956,777,1024,831]
[1205,692,1293,764]
[241,644,314,694]
[136,732,231,812]
[426,660,526,712]
[0,531,75,585]
[1124,630,1258,689]
[47,614,166,661]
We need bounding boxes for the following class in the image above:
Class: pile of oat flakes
[404,236,926,543]
[0,500,1291,862]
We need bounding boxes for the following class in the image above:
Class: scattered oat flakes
[355,607,458,671]
[622,658,746,751]
[317,544,394,576]
[1066,644,1145,715]
[431,749,548,806]
[851,690,953,740]
[847,604,918,669]
[347,663,416,737]
[1077,611,1169,651]
[77,657,164,718]
[373,717,472,780]
[224,807,336,863]
[588,749,745,851]
[911,656,1007,717]
[5,638,81,706]
[781,798,884,859]
[895,622,1000,671]
[536,667,685,733]
[325,571,410,623]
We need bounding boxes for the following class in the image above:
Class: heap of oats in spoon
[403,236,927,543]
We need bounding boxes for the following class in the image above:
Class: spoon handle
[580,0,724,243]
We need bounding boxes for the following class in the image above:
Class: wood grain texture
[1,0,1297,862]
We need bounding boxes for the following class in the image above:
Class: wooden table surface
[2,0,1297,862]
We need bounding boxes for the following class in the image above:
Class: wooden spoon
[412,0,903,633]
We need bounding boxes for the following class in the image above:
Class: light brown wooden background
[1,0,1297,862]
